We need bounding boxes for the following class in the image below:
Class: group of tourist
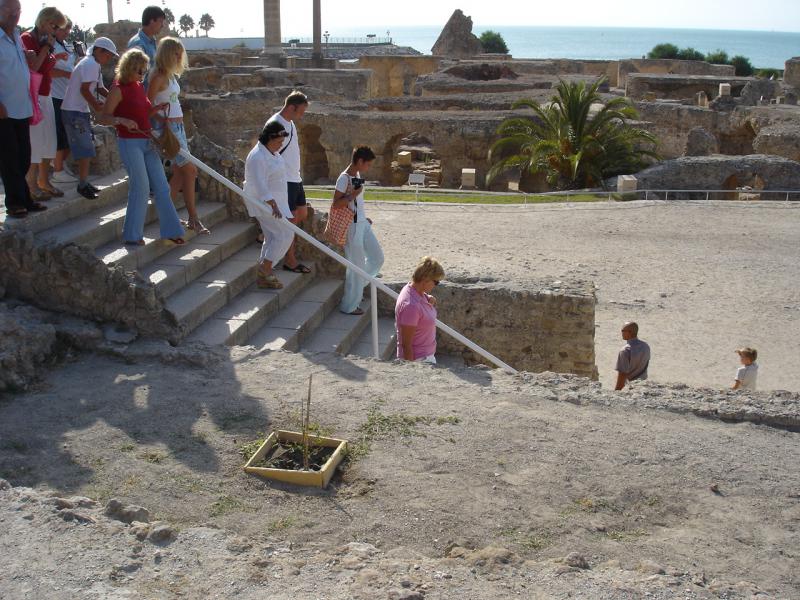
[0,3,204,244]
[243,90,444,362]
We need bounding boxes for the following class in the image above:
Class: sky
[23,0,800,36]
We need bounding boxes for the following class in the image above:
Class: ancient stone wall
[635,102,724,158]
[785,57,800,89]
[377,278,596,378]
[618,59,735,89]
[627,74,752,101]
[357,56,441,97]
[0,230,177,340]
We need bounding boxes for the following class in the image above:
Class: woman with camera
[332,146,384,315]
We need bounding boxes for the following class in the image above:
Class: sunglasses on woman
[269,131,289,139]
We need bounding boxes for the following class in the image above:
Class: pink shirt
[395,283,437,360]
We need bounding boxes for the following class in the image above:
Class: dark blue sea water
[342,25,800,69]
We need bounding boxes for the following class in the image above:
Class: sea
[343,25,799,69]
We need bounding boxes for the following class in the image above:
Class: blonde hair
[154,37,188,79]
[115,48,149,85]
[35,6,66,30]
[412,257,445,284]
[736,347,758,361]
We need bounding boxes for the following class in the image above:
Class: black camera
[351,177,365,189]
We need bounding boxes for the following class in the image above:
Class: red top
[112,81,151,139]
[21,31,56,97]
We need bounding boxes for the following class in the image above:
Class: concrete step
[38,195,187,251]
[139,221,258,298]
[185,263,317,346]
[245,278,343,352]
[301,298,370,355]
[348,316,397,361]
[1,171,129,235]
[95,202,228,270]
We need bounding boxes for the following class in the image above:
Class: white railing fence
[180,149,518,374]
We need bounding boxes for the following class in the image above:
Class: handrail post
[370,282,379,359]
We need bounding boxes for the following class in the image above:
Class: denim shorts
[60,109,95,160]
[153,120,189,167]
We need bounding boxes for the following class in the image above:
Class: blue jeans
[340,221,384,314]
[117,137,184,242]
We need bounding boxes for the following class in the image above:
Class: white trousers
[340,221,384,314]
[254,209,294,264]
[30,94,57,163]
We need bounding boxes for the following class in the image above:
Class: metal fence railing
[180,149,517,374]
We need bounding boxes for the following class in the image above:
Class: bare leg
[54,148,70,172]
[284,205,309,268]
[26,164,40,193]
[77,158,90,185]
[37,158,56,190]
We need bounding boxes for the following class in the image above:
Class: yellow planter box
[243,430,347,489]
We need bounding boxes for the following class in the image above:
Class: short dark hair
[259,120,286,146]
[284,90,309,108]
[142,6,166,27]
[352,146,376,163]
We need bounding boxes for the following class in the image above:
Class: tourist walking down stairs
[395,257,445,364]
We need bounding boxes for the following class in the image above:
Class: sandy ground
[362,199,800,392]
[1,349,798,598]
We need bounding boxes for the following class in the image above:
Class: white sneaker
[52,170,78,184]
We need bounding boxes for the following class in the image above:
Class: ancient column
[263,0,282,55]
[106,0,113,23]
[311,0,323,66]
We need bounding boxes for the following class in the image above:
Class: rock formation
[431,9,483,59]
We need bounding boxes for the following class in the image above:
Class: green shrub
[730,55,754,76]
[648,43,679,59]
[705,49,730,65]
[479,30,509,54]
[676,47,705,61]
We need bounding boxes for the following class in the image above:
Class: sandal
[27,202,48,212]
[167,237,186,245]
[41,184,64,197]
[187,218,211,235]
[257,272,283,289]
[7,207,28,218]
[283,263,311,274]
[124,239,145,246]
[341,307,364,316]
[30,188,52,201]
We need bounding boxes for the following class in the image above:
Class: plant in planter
[242,375,347,488]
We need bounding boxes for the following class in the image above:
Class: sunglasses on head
[269,131,289,139]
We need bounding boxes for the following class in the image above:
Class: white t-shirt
[50,40,76,100]
[60,55,102,113]
[735,363,758,391]
[265,112,301,183]
[243,142,291,217]
[335,170,367,224]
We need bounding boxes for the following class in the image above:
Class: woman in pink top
[395,257,446,363]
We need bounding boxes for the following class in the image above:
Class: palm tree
[488,78,659,191]
[178,14,195,37]
[199,13,215,37]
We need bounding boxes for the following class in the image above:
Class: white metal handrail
[180,149,518,374]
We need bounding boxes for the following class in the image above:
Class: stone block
[644,92,657,102]
[397,151,412,167]
[461,168,477,190]
[785,57,800,88]
[616,175,637,193]
[695,91,708,107]
[719,83,731,97]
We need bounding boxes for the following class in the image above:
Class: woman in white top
[50,18,78,184]
[147,37,208,234]
[243,121,295,289]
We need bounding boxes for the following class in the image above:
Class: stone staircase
[1,171,396,360]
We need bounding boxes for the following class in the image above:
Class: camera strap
[279,120,294,155]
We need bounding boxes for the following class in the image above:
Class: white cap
[89,37,119,57]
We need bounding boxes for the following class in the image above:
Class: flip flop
[341,307,365,316]
[168,237,186,245]
[124,239,145,246]
[283,263,311,274]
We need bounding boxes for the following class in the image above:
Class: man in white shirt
[265,90,311,274]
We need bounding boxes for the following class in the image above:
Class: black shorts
[287,181,307,211]
[52,97,69,152]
